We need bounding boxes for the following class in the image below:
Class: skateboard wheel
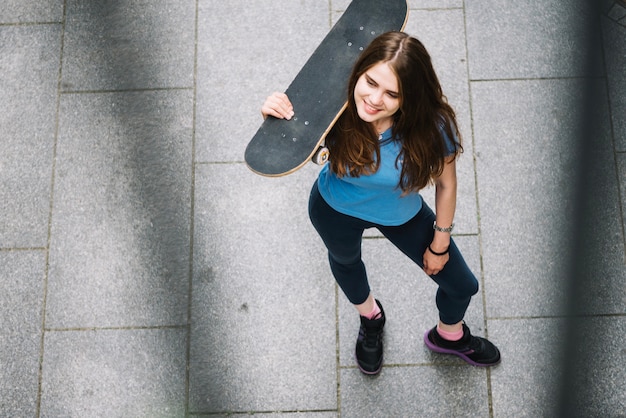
[313,146,330,165]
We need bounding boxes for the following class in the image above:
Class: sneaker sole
[423,330,500,367]
[354,353,383,375]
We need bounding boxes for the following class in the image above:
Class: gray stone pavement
[1,0,624,416]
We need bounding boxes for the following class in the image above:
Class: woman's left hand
[423,246,449,276]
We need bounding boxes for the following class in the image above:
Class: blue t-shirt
[317,126,456,226]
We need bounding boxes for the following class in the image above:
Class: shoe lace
[361,327,382,348]
[361,314,383,348]
[468,335,486,353]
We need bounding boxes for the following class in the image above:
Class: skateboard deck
[245,0,409,177]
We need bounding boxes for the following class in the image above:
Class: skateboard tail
[245,102,349,177]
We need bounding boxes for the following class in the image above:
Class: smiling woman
[261,31,500,375]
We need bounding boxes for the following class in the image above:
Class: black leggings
[308,181,478,325]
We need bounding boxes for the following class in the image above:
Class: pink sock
[437,324,464,341]
[364,302,381,320]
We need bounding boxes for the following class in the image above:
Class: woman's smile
[364,102,382,114]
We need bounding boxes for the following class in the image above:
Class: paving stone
[0,0,64,23]
[489,318,563,417]
[490,317,626,417]
[466,0,599,79]
[40,328,186,417]
[0,251,45,417]
[338,235,485,369]
[340,365,489,417]
[562,316,626,416]
[46,90,193,329]
[569,127,626,315]
[61,0,195,91]
[195,0,330,164]
[472,78,620,318]
[189,163,336,413]
[0,25,61,248]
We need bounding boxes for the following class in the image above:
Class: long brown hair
[327,31,462,193]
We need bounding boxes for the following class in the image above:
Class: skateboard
[245,0,409,177]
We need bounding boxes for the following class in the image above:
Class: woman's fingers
[261,92,294,120]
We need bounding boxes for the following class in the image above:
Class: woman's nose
[370,89,384,105]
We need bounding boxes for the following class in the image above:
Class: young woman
[261,31,500,374]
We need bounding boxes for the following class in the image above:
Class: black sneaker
[355,299,385,375]
[424,323,501,367]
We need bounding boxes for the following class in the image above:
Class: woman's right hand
[261,92,295,120]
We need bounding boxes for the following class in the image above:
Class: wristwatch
[433,221,454,233]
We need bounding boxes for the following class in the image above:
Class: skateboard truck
[312,145,330,165]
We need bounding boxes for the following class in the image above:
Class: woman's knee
[448,273,479,299]
[329,249,363,267]
[435,264,479,299]
[464,274,479,297]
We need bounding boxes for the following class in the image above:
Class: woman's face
[353,61,401,132]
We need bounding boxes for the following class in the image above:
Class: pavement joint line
[45,324,188,333]
[460,2,495,415]
[363,233,478,239]
[332,268,342,414]
[327,0,332,28]
[0,21,62,27]
[600,34,626,261]
[411,7,464,11]
[184,0,201,415]
[195,161,245,165]
[339,361,467,369]
[470,75,607,83]
[36,1,68,414]
[487,313,626,321]
[0,247,47,252]
[60,86,194,95]
[189,408,339,416]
